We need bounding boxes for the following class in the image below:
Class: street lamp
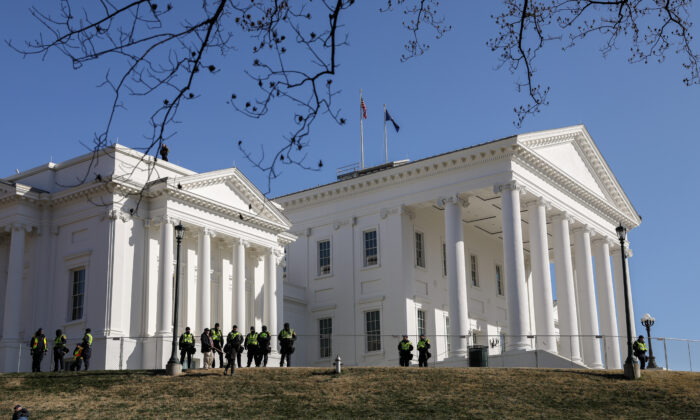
[166,223,185,376]
[616,223,640,379]
[641,313,658,369]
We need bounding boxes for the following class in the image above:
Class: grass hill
[1,367,698,419]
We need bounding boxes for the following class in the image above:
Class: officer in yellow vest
[179,327,196,369]
[224,325,244,375]
[245,326,259,367]
[417,334,431,367]
[81,328,93,371]
[30,328,47,372]
[257,326,272,367]
[211,323,224,368]
[278,322,297,367]
[633,335,649,370]
[397,335,413,367]
[72,344,84,371]
[53,329,68,372]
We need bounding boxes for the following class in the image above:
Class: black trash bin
[468,345,489,367]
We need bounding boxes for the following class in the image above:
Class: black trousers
[72,358,82,371]
[247,350,259,367]
[399,355,411,367]
[637,353,648,369]
[180,349,193,368]
[212,345,224,368]
[32,352,44,372]
[418,352,429,367]
[53,349,65,372]
[280,352,291,367]
[224,353,237,375]
[82,348,91,370]
[236,351,242,368]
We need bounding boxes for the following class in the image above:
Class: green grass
[1,367,698,419]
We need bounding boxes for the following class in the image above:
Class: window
[363,230,378,267]
[415,232,425,268]
[495,264,504,296]
[318,240,331,276]
[470,255,479,287]
[365,310,381,352]
[319,318,332,358]
[417,309,426,337]
[70,268,86,321]
[441,242,447,276]
[445,316,451,353]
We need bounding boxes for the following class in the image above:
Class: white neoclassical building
[0,145,294,372]
[275,125,640,368]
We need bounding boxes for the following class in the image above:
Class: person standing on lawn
[53,329,68,372]
[211,323,224,368]
[179,327,196,369]
[397,335,413,367]
[257,326,271,367]
[29,328,47,372]
[224,325,244,375]
[200,328,214,369]
[417,334,431,367]
[278,322,297,367]
[81,328,93,370]
[633,335,649,370]
[245,326,259,367]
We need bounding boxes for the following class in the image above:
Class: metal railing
[5,333,698,373]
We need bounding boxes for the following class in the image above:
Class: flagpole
[383,104,388,163]
[360,89,365,170]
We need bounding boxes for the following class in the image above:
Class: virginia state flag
[384,108,400,132]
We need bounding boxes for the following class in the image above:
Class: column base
[647,356,659,369]
[624,359,641,379]
[165,361,183,376]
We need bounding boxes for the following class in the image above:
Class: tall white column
[441,195,469,358]
[2,224,27,341]
[612,246,636,361]
[551,213,582,364]
[233,239,246,329]
[496,182,530,351]
[264,248,279,337]
[592,238,621,369]
[526,198,557,353]
[573,227,603,368]
[198,228,213,332]
[157,217,174,335]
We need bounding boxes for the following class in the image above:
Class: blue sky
[1,2,698,358]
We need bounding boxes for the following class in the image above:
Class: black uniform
[224,330,244,375]
[30,331,47,372]
[178,331,196,368]
[211,326,224,368]
[417,337,431,367]
[257,328,272,367]
[278,324,297,367]
[633,337,648,370]
[53,331,68,372]
[398,338,414,367]
[245,330,259,367]
[81,331,93,370]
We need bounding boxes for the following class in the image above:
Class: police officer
[397,335,413,367]
[71,344,84,371]
[633,335,649,370]
[278,322,297,367]
[224,325,244,376]
[257,325,272,367]
[53,329,68,372]
[81,328,93,370]
[245,326,259,367]
[417,334,431,367]
[179,327,196,369]
[211,322,224,368]
[30,328,47,372]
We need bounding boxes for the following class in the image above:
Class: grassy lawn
[1,367,698,419]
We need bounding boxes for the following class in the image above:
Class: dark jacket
[201,333,213,352]
[397,340,414,354]
[258,331,271,354]
[12,407,30,420]
[179,333,196,352]
[30,334,47,353]
[211,328,224,348]
[227,331,244,352]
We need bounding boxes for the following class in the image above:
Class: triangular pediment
[172,168,291,230]
[517,125,640,225]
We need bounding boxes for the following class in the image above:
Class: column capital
[233,237,250,247]
[493,180,526,195]
[160,215,175,226]
[524,196,551,210]
[591,236,615,248]
[572,225,593,235]
[6,223,32,233]
[436,194,470,208]
[550,211,574,224]
[202,227,216,238]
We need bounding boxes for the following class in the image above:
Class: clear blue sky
[1,3,698,354]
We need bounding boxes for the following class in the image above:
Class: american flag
[360,97,367,119]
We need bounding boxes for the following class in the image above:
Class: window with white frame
[470,254,479,287]
[70,268,86,321]
[417,309,426,337]
[365,310,381,352]
[445,315,451,353]
[415,231,425,268]
[363,229,378,267]
[495,264,504,296]
[441,242,447,277]
[319,318,332,358]
[318,240,331,276]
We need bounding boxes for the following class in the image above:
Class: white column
[441,195,469,358]
[551,213,582,364]
[592,238,621,369]
[157,217,174,335]
[496,182,530,351]
[198,228,213,332]
[264,248,279,337]
[233,239,246,329]
[573,227,603,368]
[526,198,556,353]
[2,224,27,341]
[612,246,636,361]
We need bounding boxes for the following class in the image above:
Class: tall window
[71,268,86,321]
[417,309,426,337]
[470,255,479,287]
[441,242,447,276]
[445,316,451,353]
[495,264,504,296]
[365,310,381,352]
[363,230,378,267]
[415,231,425,268]
[318,240,331,275]
[319,318,332,358]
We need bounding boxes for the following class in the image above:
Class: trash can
[468,345,489,367]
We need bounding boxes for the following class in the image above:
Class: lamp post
[166,223,185,376]
[616,223,640,379]
[641,313,658,369]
